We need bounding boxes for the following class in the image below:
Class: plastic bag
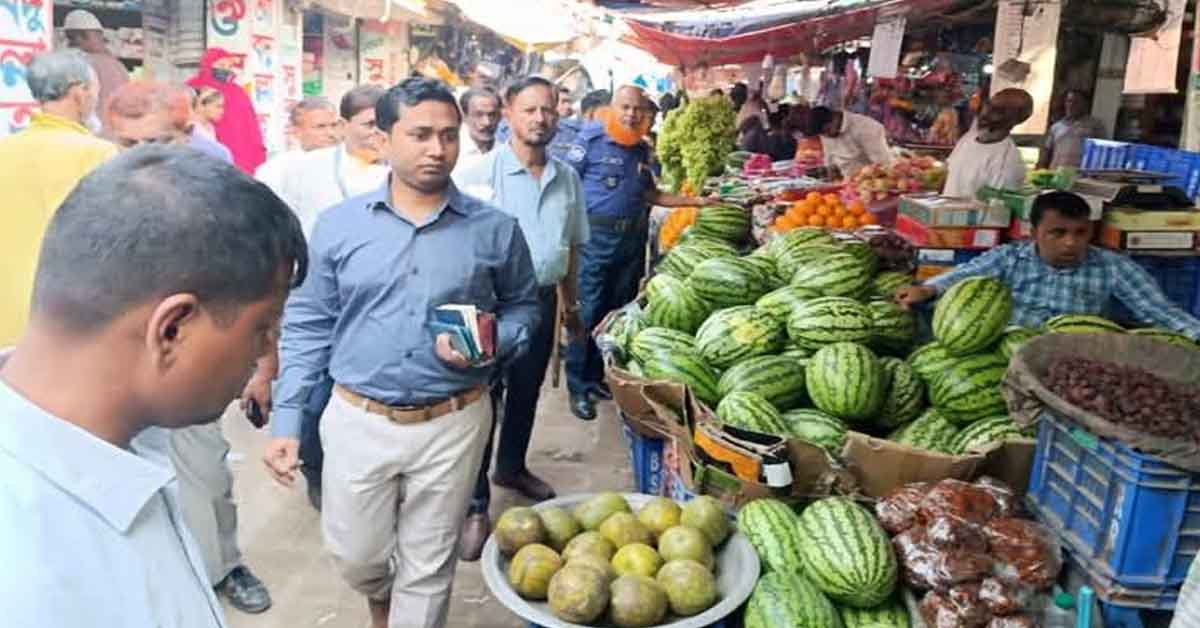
[988,615,1037,628]
[876,482,929,534]
[920,584,991,628]
[984,518,1063,590]
[928,515,988,554]
[919,479,1001,526]
[895,526,994,592]
[975,476,1021,518]
[979,577,1035,616]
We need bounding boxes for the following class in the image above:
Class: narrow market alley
[219,386,632,628]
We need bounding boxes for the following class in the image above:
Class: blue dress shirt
[456,142,590,287]
[925,241,1200,338]
[562,121,655,219]
[271,182,541,438]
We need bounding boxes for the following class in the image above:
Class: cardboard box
[915,265,953,281]
[977,186,1039,220]
[1100,225,1197,251]
[1104,207,1200,231]
[900,193,1012,227]
[840,433,1037,498]
[896,213,1005,249]
[916,247,986,265]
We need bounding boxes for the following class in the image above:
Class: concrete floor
[218,383,632,628]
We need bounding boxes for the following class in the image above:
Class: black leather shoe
[217,565,272,614]
[589,382,614,401]
[494,469,557,502]
[570,392,596,421]
[458,512,490,562]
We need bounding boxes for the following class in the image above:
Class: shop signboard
[991,0,1061,135]
[0,0,53,138]
[1124,0,1186,95]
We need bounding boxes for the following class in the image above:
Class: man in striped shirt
[896,191,1200,339]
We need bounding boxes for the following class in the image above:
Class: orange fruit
[807,214,826,227]
[849,200,867,215]
[823,193,840,205]
[841,215,859,229]
[806,192,822,203]
[860,212,878,225]
[776,215,796,229]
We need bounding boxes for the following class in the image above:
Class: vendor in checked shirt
[895,190,1200,339]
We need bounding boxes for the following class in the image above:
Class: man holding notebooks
[456,76,589,561]
[263,77,540,628]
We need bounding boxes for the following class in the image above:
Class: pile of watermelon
[738,496,908,628]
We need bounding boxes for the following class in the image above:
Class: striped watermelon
[1130,327,1197,349]
[838,240,880,277]
[806,342,885,422]
[606,310,646,360]
[693,205,751,242]
[624,360,644,377]
[717,391,789,435]
[889,408,959,454]
[718,355,807,410]
[644,274,681,302]
[766,228,838,262]
[776,244,845,281]
[688,257,775,307]
[641,350,721,405]
[737,498,808,576]
[907,343,959,384]
[656,241,736,279]
[796,497,898,608]
[949,415,1028,454]
[1045,314,1124,335]
[756,285,821,323]
[781,409,848,454]
[678,230,741,253]
[871,272,913,300]
[739,255,785,291]
[790,253,874,298]
[744,571,842,628]
[788,297,874,350]
[631,327,696,363]
[998,326,1043,360]
[839,598,910,628]
[932,277,1013,356]
[868,301,917,354]
[696,306,786,369]
[875,357,924,429]
[928,352,1008,424]
[645,278,712,334]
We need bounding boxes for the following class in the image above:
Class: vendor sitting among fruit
[895,191,1200,339]
[805,106,894,179]
[943,88,1032,199]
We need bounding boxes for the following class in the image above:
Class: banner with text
[1,0,54,137]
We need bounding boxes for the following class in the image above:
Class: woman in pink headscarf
[187,48,266,174]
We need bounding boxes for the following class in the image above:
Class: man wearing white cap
[63,9,128,111]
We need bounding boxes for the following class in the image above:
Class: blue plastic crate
[621,420,665,497]
[1082,139,1132,170]
[1107,255,1200,324]
[1026,411,1200,587]
[1061,550,1179,628]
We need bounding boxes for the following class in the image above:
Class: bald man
[944,88,1034,198]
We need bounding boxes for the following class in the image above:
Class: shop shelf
[1026,410,1200,588]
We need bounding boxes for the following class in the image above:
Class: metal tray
[480,492,760,628]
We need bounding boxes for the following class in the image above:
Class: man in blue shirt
[496,88,611,163]
[263,78,540,628]
[563,85,712,420]
[455,76,589,560]
[897,191,1200,338]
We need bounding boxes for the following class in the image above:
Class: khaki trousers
[321,388,492,628]
[168,421,242,585]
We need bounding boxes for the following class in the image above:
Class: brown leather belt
[334,384,487,425]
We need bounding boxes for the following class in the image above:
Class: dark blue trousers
[565,226,646,395]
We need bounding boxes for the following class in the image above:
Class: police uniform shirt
[563,121,654,218]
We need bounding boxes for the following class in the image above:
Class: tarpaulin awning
[447,0,582,53]
[621,0,980,66]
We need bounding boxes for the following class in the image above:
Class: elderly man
[63,9,128,114]
[562,85,712,420]
[0,145,307,627]
[944,88,1033,198]
[264,77,539,628]
[452,86,502,179]
[0,50,118,347]
[246,84,389,511]
[455,76,589,560]
[255,97,340,190]
[103,79,275,615]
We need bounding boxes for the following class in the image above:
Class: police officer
[563,85,711,420]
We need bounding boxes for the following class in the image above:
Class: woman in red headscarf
[187,48,266,174]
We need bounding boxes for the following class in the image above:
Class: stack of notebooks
[428,304,496,362]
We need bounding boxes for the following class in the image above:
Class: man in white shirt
[245,84,389,512]
[806,106,893,179]
[256,97,340,192]
[944,88,1033,198]
[452,86,501,181]
[0,145,306,628]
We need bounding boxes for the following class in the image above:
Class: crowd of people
[4,11,1200,628]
